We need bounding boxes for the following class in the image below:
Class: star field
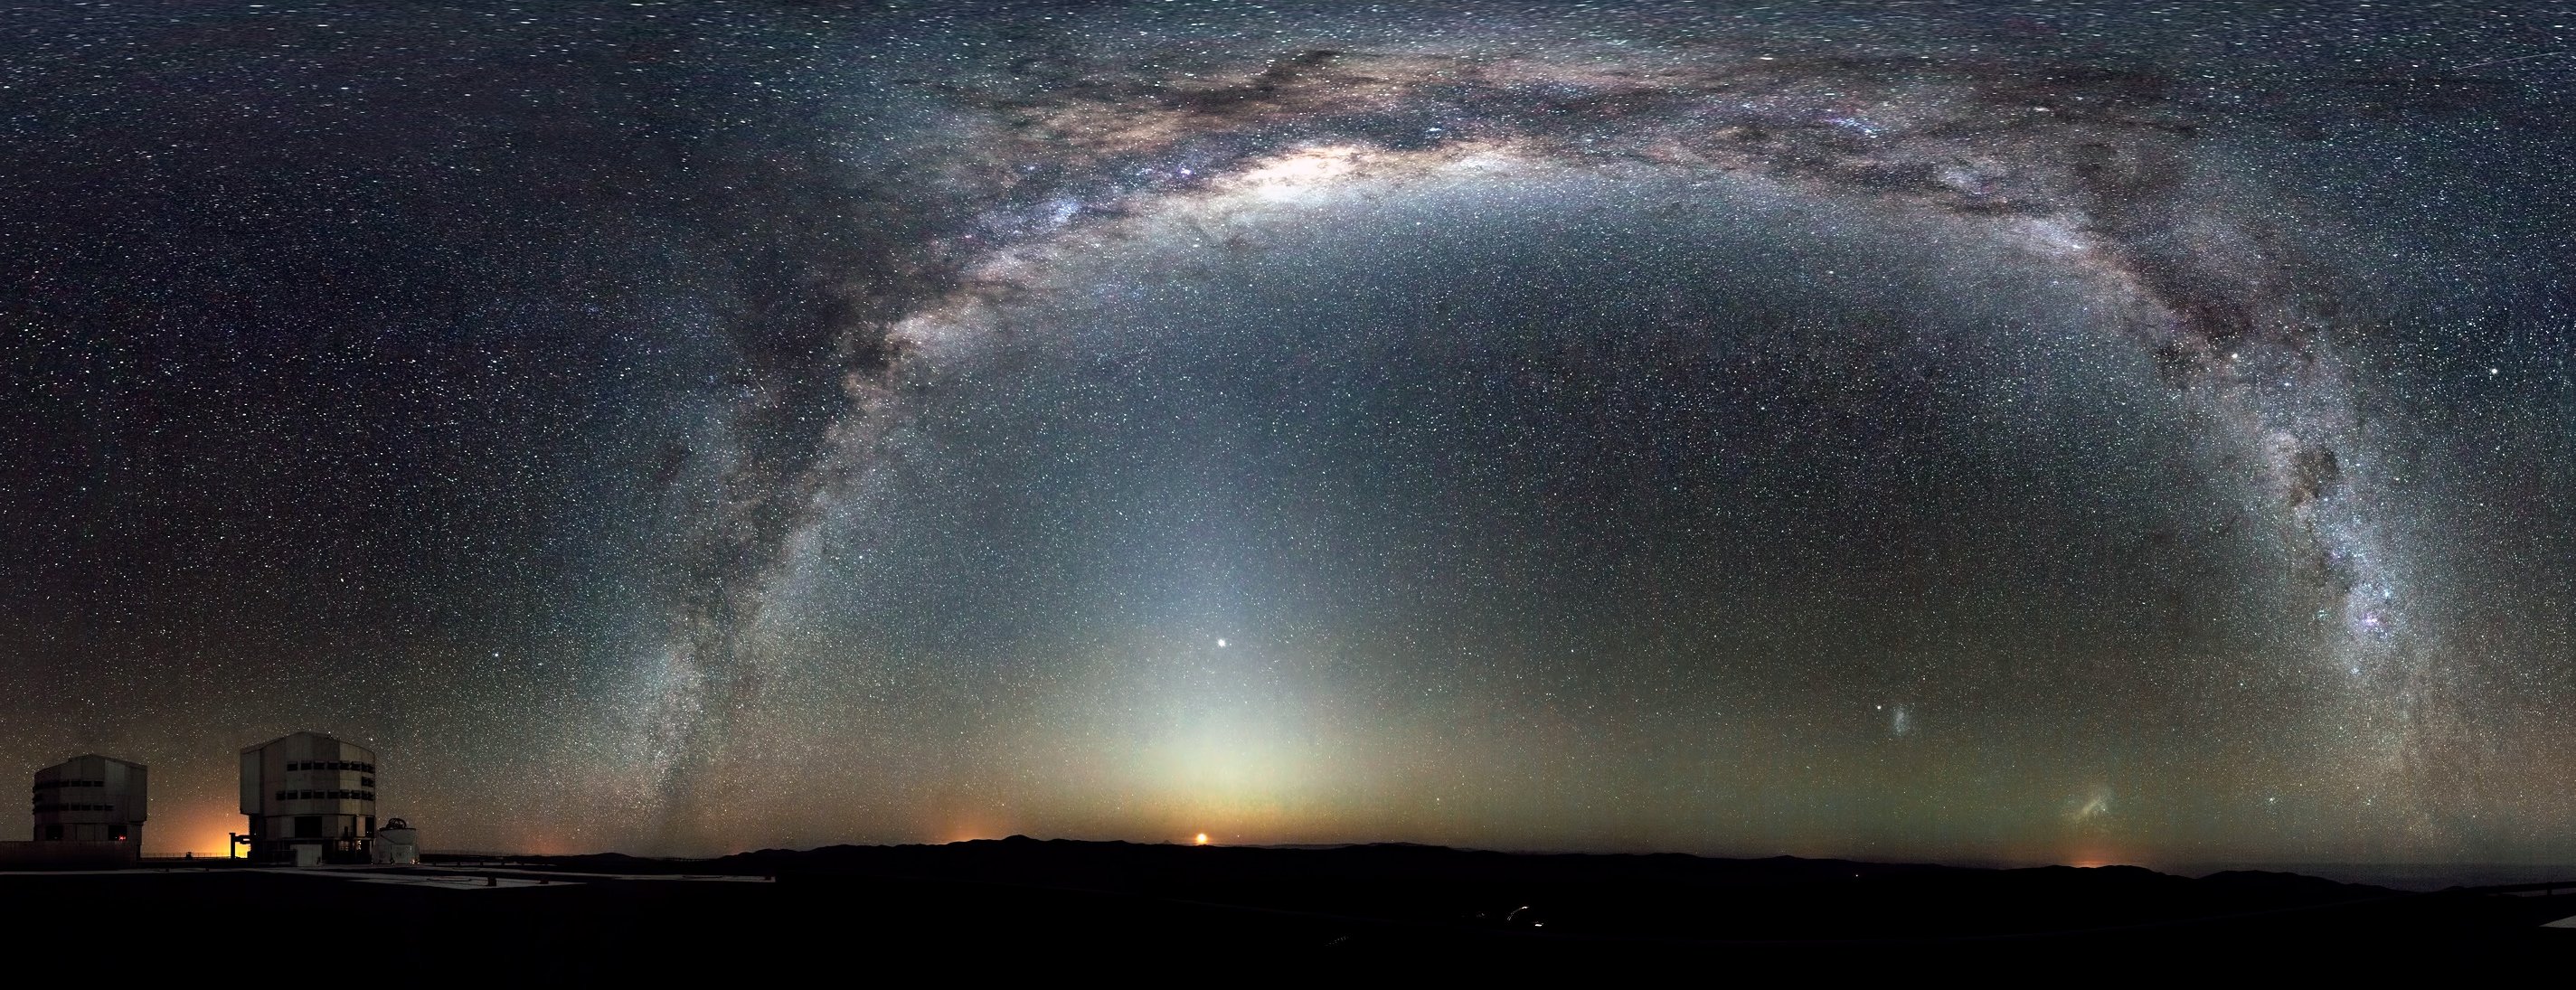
[2,1,2572,868]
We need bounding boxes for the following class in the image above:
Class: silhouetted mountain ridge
[484,838,2439,942]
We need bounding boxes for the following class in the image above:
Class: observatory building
[0,754,149,869]
[239,731,379,865]
[371,817,420,864]
[31,754,148,844]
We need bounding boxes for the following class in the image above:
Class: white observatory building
[370,817,420,864]
[239,731,379,865]
[31,754,148,845]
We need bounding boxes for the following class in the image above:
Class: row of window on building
[273,790,376,802]
[38,824,127,841]
[32,803,118,814]
[31,778,105,791]
[288,760,375,773]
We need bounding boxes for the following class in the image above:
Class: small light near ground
[1195,833,1210,844]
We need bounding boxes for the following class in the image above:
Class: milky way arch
[636,41,2433,848]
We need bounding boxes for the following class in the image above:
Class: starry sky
[4,1,2572,866]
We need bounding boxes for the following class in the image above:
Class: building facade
[30,754,147,845]
[238,731,379,864]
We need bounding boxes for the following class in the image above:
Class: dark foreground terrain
[7,840,2570,975]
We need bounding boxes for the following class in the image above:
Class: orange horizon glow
[2056,850,2136,870]
[159,804,247,859]
[122,802,2137,866]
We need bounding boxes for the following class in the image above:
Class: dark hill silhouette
[12,840,2561,975]
[444,836,2576,956]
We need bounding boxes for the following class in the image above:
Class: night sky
[4,1,2573,867]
